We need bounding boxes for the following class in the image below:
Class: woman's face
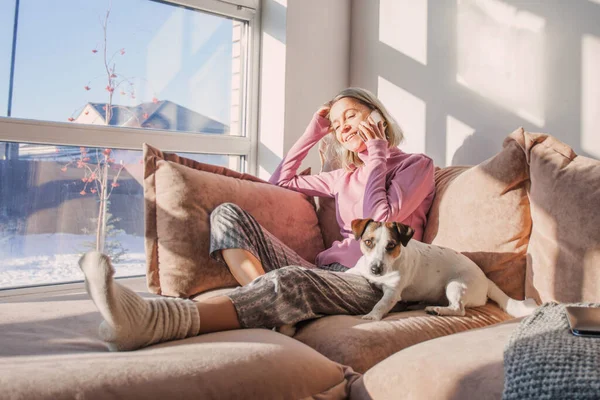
[329,97,371,153]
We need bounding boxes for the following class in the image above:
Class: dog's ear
[351,218,373,240]
[394,223,414,247]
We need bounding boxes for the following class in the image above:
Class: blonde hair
[325,87,404,171]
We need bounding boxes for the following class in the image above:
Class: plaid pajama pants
[208,203,407,329]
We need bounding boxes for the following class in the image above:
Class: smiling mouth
[345,133,358,142]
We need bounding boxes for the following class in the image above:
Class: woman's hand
[316,105,330,119]
[357,115,386,142]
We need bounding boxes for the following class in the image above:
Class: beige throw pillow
[423,129,532,299]
[510,130,600,303]
[143,144,325,298]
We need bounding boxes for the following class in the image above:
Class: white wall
[257,0,351,179]
[349,0,600,167]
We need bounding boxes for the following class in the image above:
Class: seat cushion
[143,143,325,298]
[423,129,532,300]
[350,318,521,400]
[0,286,358,400]
[294,302,511,373]
[509,130,600,303]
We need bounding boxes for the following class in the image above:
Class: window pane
[0,0,16,117]
[0,141,241,289]
[5,0,244,135]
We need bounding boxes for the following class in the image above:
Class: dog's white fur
[346,219,538,320]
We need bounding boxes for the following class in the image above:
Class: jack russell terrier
[346,218,538,320]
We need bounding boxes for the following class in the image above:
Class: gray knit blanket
[503,302,600,399]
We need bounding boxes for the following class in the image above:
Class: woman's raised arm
[269,109,341,197]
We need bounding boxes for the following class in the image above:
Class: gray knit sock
[78,251,201,351]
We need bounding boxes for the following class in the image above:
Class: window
[0,0,259,289]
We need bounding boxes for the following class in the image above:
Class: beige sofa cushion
[350,318,521,400]
[423,129,532,300]
[294,303,511,373]
[509,130,600,303]
[143,143,325,298]
[0,286,358,400]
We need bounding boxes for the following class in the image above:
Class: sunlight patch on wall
[456,0,546,127]
[378,76,426,155]
[589,0,600,4]
[446,115,475,166]
[582,34,600,159]
[379,0,428,65]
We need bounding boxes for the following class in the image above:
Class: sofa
[1,127,598,399]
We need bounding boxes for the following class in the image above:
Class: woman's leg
[226,266,391,329]
[79,251,202,351]
[196,295,240,333]
[80,252,399,351]
[80,251,241,350]
[209,203,315,285]
[221,249,265,286]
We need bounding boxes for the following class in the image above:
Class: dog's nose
[370,265,383,275]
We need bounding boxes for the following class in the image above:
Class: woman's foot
[78,251,200,351]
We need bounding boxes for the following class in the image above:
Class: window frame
[0,0,262,294]
[0,0,261,175]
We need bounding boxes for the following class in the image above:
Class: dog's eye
[364,240,373,247]
[386,242,397,251]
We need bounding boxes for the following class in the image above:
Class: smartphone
[369,110,388,139]
[565,306,600,338]
[369,110,385,126]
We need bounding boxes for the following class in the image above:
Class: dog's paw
[425,306,440,316]
[277,324,296,337]
[362,313,383,321]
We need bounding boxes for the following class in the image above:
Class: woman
[79,87,435,352]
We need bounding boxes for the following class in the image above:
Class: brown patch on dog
[351,218,375,240]
[354,220,381,253]
[382,222,402,258]
[392,222,415,247]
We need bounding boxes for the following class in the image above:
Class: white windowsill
[0,275,149,303]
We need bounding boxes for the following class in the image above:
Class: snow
[0,233,145,289]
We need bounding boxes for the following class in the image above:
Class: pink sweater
[270,114,435,268]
